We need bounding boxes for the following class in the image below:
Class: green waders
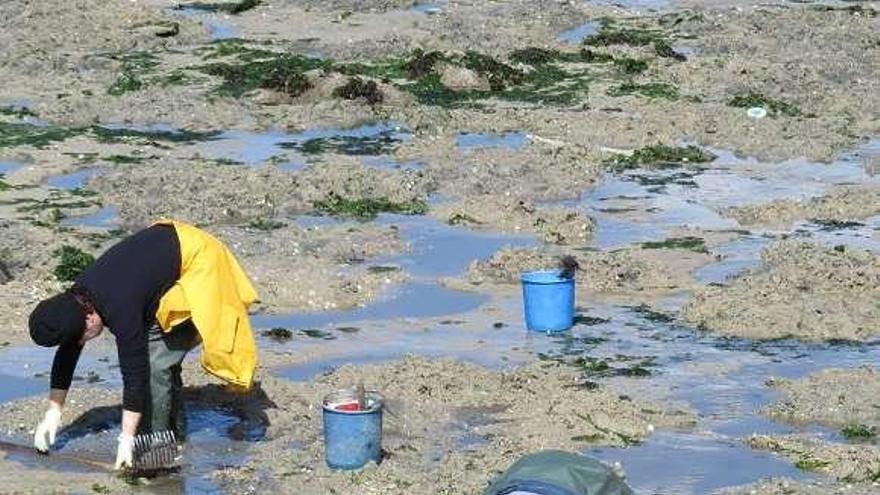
[140,320,200,441]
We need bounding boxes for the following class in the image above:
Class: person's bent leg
[168,320,200,441]
[146,321,200,440]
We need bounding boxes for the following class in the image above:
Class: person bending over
[28,220,258,469]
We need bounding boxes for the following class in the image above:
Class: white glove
[115,433,134,470]
[34,408,62,453]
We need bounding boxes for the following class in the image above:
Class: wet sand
[1,0,879,492]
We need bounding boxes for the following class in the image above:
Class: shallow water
[456,131,528,152]
[192,121,410,167]
[263,135,880,493]
[173,7,238,40]
[580,141,880,251]
[255,213,534,330]
[47,168,99,190]
[0,161,22,176]
[410,1,446,15]
[557,21,601,45]
[8,116,880,492]
[61,205,120,229]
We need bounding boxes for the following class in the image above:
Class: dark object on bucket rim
[558,255,580,279]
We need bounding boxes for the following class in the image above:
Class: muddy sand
[726,187,880,228]
[1,0,880,492]
[747,435,880,484]
[455,244,713,300]
[432,195,595,245]
[684,240,880,342]
[729,367,880,488]
[715,478,880,495]
[0,2,876,161]
[766,367,880,430]
[0,356,693,494]
[210,356,692,494]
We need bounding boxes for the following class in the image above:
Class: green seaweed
[794,456,831,472]
[350,48,594,107]
[460,51,523,91]
[728,92,801,117]
[654,40,687,61]
[366,265,400,274]
[179,0,261,14]
[0,177,14,191]
[198,52,326,97]
[808,4,878,16]
[508,47,563,66]
[811,218,864,230]
[841,424,877,440]
[0,122,79,149]
[641,236,708,253]
[313,195,427,220]
[91,484,111,494]
[631,304,675,323]
[248,218,286,231]
[281,132,402,155]
[606,81,678,100]
[578,49,615,64]
[573,315,611,326]
[604,144,715,171]
[53,246,95,282]
[198,39,278,61]
[575,356,656,378]
[91,125,221,144]
[103,154,146,165]
[300,328,336,340]
[401,74,467,107]
[107,52,161,96]
[262,327,293,342]
[402,49,447,79]
[448,213,483,225]
[0,105,36,118]
[584,24,667,47]
[613,57,649,75]
[332,77,383,105]
[575,412,641,446]
[570,433,605,443]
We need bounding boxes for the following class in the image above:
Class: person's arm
[35,341,84,452]
[49,340,83,396]
[115,329,149,430]
[111,316,151,469]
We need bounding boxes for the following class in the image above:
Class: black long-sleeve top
[50,224,181,413]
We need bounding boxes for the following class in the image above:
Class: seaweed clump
[199,48,326,97]
[604,144,715,171]
[641,236,708,253]
[332,77,383,105]
[179,0,261,14]
[728,92,801,117]
[606,81,678,100]
[584,24,666,47]
[53,246,95,282]
[313,194,427,220]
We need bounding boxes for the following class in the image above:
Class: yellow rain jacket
[153,220,258,389]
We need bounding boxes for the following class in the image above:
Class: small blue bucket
[322,388,384,470]
[521,270,575,333]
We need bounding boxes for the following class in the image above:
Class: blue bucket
[322,389,384,470]
[521,270,575,333]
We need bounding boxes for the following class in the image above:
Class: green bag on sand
[482,450,635,495]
